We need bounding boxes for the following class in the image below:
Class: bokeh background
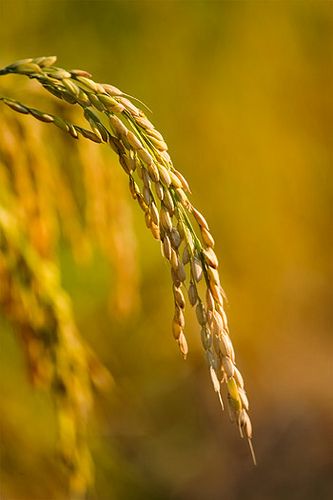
[1,1,333,499]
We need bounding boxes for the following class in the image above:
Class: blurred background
[0,1,333,499]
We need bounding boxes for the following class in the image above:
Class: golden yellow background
[1,1,333,499]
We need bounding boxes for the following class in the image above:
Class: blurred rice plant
[0,88,140,497]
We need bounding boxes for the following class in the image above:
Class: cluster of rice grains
[0,54,256,486]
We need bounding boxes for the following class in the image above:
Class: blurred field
[1,1,333,499]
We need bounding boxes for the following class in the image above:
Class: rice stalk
[0,55,256,479]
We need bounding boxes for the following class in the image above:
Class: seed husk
[238,388,249,411]
[137,148,153,165]
[79,128,102,143]
[119,155,134,174]
[177,332,188,359]
[88,92,104,111]
[175,188,189,208]
[227,395,238,422]
[136,115,155,130]
[6,58,33,69]
[109,136,126,155]
[137,194,148,213]
[109,115,128,137]
[162,235,172,261]
[150,222,160,240]
[154,182,164,201]
[118,97,140,116]
[61,90,77,104]
[204,247,218,269]
[207,266,220,286]
[206,289,215,311]
[170,228,181,249]
[174,307,185,328]
[220,308,229,331]
[35,56,57,67]
[77,89,90,105]
[102,83,123,96]
[70,69,93,77]
[182,245,190,265]
[129,178,140,199]
[3,99,29,114]
[142,186,151,205]
[149,136,168,152]
[234,366,245,389]
[169,171,183,189]
[126,131,142,150]
[177,221,185,240]
[43,84,64,99]
[170,249,178,270]
[192,207,209,230]
[172,169,190,192]
[53,116,69,132]
[196,302,207,326]
[76,76,100,93]
[98,93,118,108]
[206,349,220,371]
[188,282,198,306]
[150,203,159,226]
[67,124,78,139]
[15,62,42,74]
[191,256,203,282]
[172,320,182,340]
[210,366,226,411]
[147,128,164,142]
[201,227,215,248]
[210,366,221,393]
[219,332,235,361]
[222,355,235,379]
[171,268,181,288]
[145,212,151,229]
[176,262,186,283]
[62,78,80,97]
[209,310,223,336]
[147,162,160,182]
[162,189,174,213]
[210,283,223,306]
[239,410,252,439]
[112,102,125,114]
[158,165,171,186]
[227,377,241,409]
[173,286,185,309]
[200,326,212,350]
[119,155,132,174]
[161,150,171,164]
[46,67,72,79]
[160,206,172,232]
[141,167,150,187]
